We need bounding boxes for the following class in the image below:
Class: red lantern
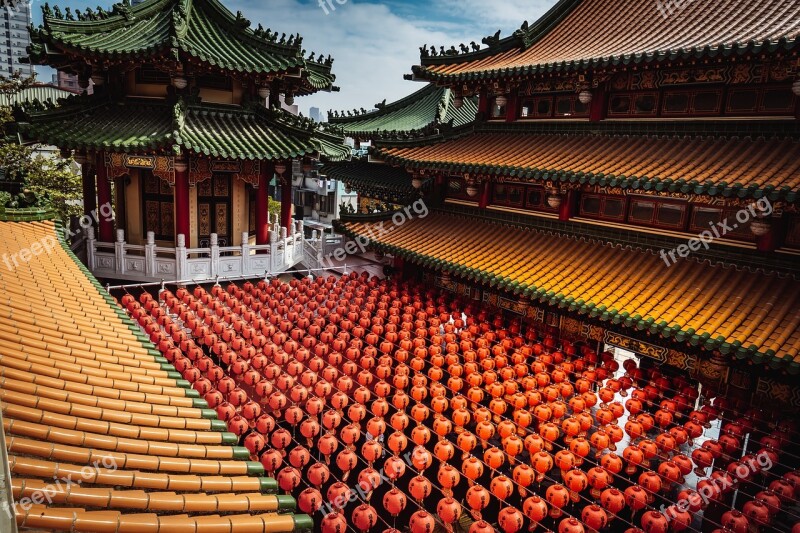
[546,484,570,518]
[558,518,585,533]
[408,475,432,501]
[437,497,462,524]
[582,504,608,532]
[321,512,348,533]
[466,485,490,512]
[352,504,378,532]
[298,488,323,514]
[409,511,436,533]
[382,488,407,516]
[498,507,524,533]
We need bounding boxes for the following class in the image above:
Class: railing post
[241,231,250,276]
[114,229,126,275]
[145,231,156,277]
[176,234,187,280]
[270,229,279,272]
[210,233,219,278]
[86,225,96,271]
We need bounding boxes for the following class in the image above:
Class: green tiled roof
[19,97,349,162]
[28,0,335,91]
[328,84,477,138]
[0,84,76,108]
[321,161,425,204]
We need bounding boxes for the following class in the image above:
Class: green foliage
[1,73,83,220]
[268,197,281,217]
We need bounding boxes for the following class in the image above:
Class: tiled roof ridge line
[429,208,799,280]
[418,0,581,67]
[328,84,442,123]
[414,34,800,82]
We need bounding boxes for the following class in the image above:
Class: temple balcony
[76,221,310,283]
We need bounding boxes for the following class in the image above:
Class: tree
[1,73,83,220]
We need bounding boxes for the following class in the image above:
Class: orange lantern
[523,495,548,523]
[484,446,505,471]
[462,456,484,482]
[558,518,585,533]
[498,507,524,533]
[490,475,514,501]
[640,510,669,533]
[466,484,490,512]
[382,488,407,517]
[352,504,378,532]
[600,487,626,515]
[321,512,348,533]
[408,475,432,501]
[437,497,462,525]
[582,504,608,533]
[624,485,648,514]
[546,484,570,518]
[298,487,324,514]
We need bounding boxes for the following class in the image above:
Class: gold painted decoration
[603,330,668,362]
[105,152,128,180]
[125,155,156,169]
[232,160,262,188]
[190,156,213,186]
[152,156,175,186]
[211,160,242,173]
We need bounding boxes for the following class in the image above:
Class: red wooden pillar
[256,162,272,245]
[477,88,489,121]
[95,153,114,242]
[505,92,518,122]
[589,84,606,122]
[80,156,97,219]
[558,190,577,222]
[755,221,780,252]
[280,174,293,231]
[174,158,190,245]
[478,180,491,208]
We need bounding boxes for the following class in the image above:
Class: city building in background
[1,1,34,77]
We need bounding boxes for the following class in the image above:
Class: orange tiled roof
[0,219,308,533]
[375,132,800,199]
[416,0,800,81]
[340,213,800,370]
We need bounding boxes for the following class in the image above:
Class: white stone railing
[86,221,306,282]
[302,231,345,272]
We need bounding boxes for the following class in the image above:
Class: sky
[29,0,555,118]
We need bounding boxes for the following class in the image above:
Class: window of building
[492,184,524,207]
[491,97,507,118]
[579,194,627,221]
[627,198,687,230]
[785,215,800,248]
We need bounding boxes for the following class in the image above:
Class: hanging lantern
[498,507,524,533]
[259,86,271,99]
[172,76,188,89]
[321,512,348,533]
[547,191,563,209]
[284,93,295,105]
[750,217,771,236]
[275,163,287,176]
[352,504,378,532]
[495,95,508,107]
[409,511,436,533]
[578,90,593,105]
[453,94,464,108]
[412,177,424,189]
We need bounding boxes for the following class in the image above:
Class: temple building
[334,0,800,405]
[20,0,349,282]
[2,0,800,532]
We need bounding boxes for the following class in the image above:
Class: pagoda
[21,0,348,274]
[332,0,800,417]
